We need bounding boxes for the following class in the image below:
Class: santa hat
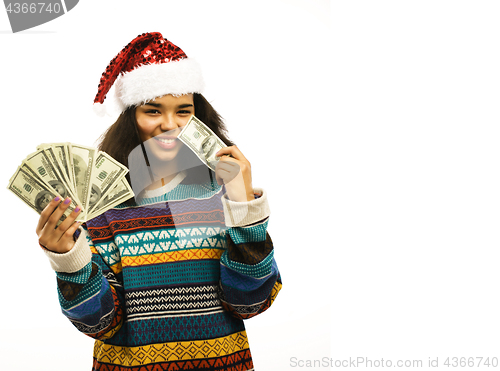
[93,32,204,115]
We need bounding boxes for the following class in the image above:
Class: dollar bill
[43,146,82,205]
[70,144,97,220]
[87,178,134,220]
[87,151,129,215]
[7,166,78,225]
[38,143,75,191]
[23,149,81,212]
[178,115,227,171]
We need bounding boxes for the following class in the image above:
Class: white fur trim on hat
[114,58,204,111]
[93,102,107,117]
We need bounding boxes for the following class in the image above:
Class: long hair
[97,93,234,169]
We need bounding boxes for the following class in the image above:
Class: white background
[1,1,500,371]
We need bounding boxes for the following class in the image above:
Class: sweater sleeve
[43,224,125,340]
[219,188,282,319]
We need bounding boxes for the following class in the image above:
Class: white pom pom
[93,103,107,117]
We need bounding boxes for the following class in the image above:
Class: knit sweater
[44,171,282,371]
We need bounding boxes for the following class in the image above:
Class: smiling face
[135,94,195,162]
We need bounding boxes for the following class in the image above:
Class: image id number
[444,357,499,368]
[6,2,62,14]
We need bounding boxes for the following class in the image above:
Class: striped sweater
[44,172,282,370]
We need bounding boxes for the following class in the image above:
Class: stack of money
[7,143,134,224]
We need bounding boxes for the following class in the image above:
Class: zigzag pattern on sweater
[122,248,223,268]
[103,271,123,288]
[117,227,226,255]
[125,285,222,320]
[93,330,250,366]
[92,227,226,269]
[89,196,225,228]
[89,211,226,242]
[92,349,253,371]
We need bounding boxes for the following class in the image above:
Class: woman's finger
[36,196,62,235]
[216,145,247,162]
[57,220,82,252]
[215,146,253,201]
[39,201,81,253]
[54,204,82,240]
[44,197,73,231]
[217,160,239,173]
[215,160,240,185]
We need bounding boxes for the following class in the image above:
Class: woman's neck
[145,172,178,190]
[144,158,181,190]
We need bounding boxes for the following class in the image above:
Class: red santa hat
[93,32,204,115]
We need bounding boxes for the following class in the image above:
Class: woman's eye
[146,109,160,114]
[178,110,192,114]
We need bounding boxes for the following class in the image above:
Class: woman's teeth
[156,138,175,143]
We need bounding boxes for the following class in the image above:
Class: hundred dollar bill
[70,144,96,220]
[7,166,78,225]
[87,178,134,220]
[62,142,77,191]
[42,146,82,205]
[38,143,75,191]
[23,149,81,212]
[87,151,129,214]
[178,116,227,171]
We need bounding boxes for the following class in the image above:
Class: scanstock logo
[3,1,79,32]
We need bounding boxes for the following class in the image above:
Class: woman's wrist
[43,227,92,273]
[222,188,270,227]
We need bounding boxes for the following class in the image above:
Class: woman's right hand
[36,196,83,254]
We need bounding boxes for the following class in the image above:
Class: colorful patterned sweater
[43,172,282,371]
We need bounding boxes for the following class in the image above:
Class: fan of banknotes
[7,143,134,224]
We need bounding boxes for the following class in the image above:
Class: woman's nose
[160,115,179,131]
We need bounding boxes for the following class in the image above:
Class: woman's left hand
[215,145,254,202]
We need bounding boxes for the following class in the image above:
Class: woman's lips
[153,136,178,149]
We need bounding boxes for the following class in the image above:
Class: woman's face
[135,94,195,162]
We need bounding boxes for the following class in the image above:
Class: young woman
[35,32,281,371]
